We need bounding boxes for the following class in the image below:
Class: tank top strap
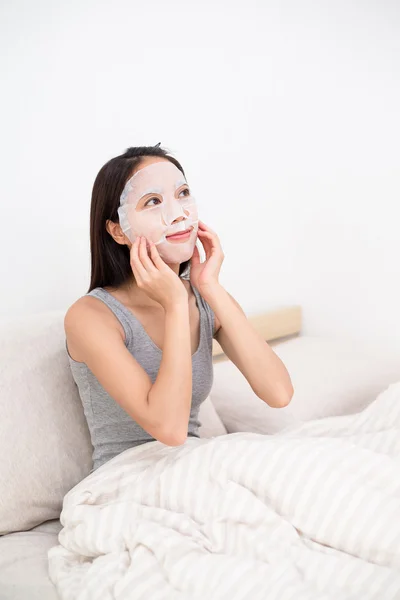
[190,284,216,341]
[87,288,135,346]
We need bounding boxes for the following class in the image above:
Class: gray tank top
[67,284,215,472]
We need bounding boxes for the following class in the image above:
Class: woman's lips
[165,227,193,242]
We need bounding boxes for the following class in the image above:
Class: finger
[130,259,143,285]
[129,236,142,257]
[197,229,216,247]
[191,244,201,266]
[139,237,158,273]
[197,229,214,238]
[129,237,141,265]
[197,227,220,244]
[197,233,213,261]
[149,241,168,271]
[198,221,208,232]
[198,231,224,263]
[130,237,148,280]
[198,229,222,250]
[198,220,217,235]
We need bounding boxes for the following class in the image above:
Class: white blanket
[48,383,400,600]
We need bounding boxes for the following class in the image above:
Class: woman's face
[117,158,199,264]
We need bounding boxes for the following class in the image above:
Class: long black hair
[88,144,190,293]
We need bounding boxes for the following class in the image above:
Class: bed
[1,306,399,599]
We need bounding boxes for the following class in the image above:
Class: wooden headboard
[212,305,302,360]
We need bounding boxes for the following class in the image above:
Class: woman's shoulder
[64,291,126,362]
[65,291,111,324]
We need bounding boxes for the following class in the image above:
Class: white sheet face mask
[117,161,199,264]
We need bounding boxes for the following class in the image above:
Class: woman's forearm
[203,284,293,408]
[147,302,192,442]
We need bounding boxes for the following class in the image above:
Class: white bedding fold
[48,383,400,600]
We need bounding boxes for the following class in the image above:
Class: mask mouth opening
[165,226,194,239]
[155,222,198,246]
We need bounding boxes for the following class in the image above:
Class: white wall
[1,0,399,352]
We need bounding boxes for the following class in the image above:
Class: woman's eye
[144,197,161,207]
[179,188,191,198]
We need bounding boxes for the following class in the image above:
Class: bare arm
[191,220,293,409]
[147,301,192,440]
[208,287,293,408]
[65,297,191,446]
[65,236,194,446]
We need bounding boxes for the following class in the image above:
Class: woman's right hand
[130,237,188,310]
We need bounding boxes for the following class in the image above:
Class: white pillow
[0,311,227,535]
[210,336,400,435]
[0,312,93,535]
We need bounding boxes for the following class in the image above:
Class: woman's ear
[105,219,129,246]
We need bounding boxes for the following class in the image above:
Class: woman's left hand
[190,220,224,297]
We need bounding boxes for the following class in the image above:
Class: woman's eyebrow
[174,180,187,190]
[139,187,163,199]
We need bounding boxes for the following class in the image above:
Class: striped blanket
[48,383,400,600]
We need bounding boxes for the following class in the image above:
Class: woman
[65,144,293,472]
